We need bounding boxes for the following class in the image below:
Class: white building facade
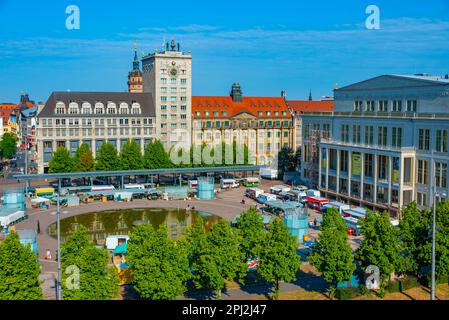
[36,92,156,173]
[301,74,449,218]
[142,40,192,149]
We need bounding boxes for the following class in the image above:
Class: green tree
[0,231,42,300]
[356,211,403,291]
[95,142,120,171]
[48,147,74,173]
[61,226,119,300]
[398,202,430,274]
[143,140,173,169]
[235,207,265,261]
[120,139,143,170]
[0,132,18,160]
[190,220,246,299]
[257,218,300,300]
[277,146,296,177]
[127,224,190,300]
[73,143,94,173]
[308,208,356,297]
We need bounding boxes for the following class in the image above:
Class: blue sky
[0,0,449,103]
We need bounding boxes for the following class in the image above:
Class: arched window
[107,102,117,114]
[95,102,105,114]
[55,102,66,115]
[119,103,129,114]
[68,102,79,114]
[81,102,92,114]
[131,103,141,115]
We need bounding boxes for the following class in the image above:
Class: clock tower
[142,39,192,149]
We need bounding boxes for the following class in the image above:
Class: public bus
[305,196,329,211]
[241,177,261,187]
[342,207,366,220]
[344,217,362,236]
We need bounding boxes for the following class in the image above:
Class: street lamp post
[56,178,62,300]
[431,182,447,301]
[431,184,436,301]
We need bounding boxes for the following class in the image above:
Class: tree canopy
[356,211,403,287]
[257,218,300,299]
[73,143,94,172]
[188,220,246,299]
[308,208,356,294]
[95,142,120,171]
[48,147,74,173]
[0,231,42,300]
[60,225,119,300]
[120,139,144,170]
[126,224,190,300]
[235,207,265,261]
[0,132,18,160]
[143,140,173,169]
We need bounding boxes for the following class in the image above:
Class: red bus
[305,196,329,211]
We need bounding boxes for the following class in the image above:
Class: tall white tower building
[142,39,192,149]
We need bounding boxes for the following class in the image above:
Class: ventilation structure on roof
[445,74,449,79]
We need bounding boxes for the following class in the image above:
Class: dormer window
[107,102,117,114]
[94,102,104,114]
[131,102,141,115]
[119,103,129,114]
[68,102,79,114]
[81,102,92,114]
[55,102,65,114]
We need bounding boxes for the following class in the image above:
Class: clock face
[170,68,178,76]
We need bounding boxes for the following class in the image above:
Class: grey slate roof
[39,92,155,118]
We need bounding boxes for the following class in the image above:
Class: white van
[321,202,351,214]
[124,184,145,190]
[188,180,198,189]
[220,179,240,189]
[105,235,130,250]
[270,185,291,195]
[306,189,321,198]
[91,185,115,192]
[257,193,277,204]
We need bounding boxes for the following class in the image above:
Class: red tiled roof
[192,96,291,119]
[288,100,333,115]
[0,104,19,123]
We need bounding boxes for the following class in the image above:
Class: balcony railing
[320,138,416,153]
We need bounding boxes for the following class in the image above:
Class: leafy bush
[335,287,359,300]
[400,275,420,291]
[420,273,449,287]
[385,281,400,293]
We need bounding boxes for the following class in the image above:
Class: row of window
[339,125,403,148]
[160,87,188,94]
[40,127,154,138]
[161,114,188,120]
[161,105,187,112]
[160,96,188,102]
[199,120,291,129]
[417,160,448,188]
[160,123,188,129]
[160,77,187,84]
[353,100,418,112]
[55,102,142,115]
[41,118,153,127]
[43,138,153,162]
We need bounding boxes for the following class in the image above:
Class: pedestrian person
[37,220,41,234]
